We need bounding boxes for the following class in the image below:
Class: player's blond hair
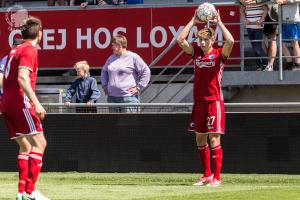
[74,60,89,73]
[112,34,127,48]
[198,28,215,40]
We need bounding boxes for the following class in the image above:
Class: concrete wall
[229,85,300,103]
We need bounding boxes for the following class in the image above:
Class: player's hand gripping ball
[196,2,217,22]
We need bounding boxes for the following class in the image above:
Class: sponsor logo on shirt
[195,59,215,68]
[209,54,215,59]
[190,122,195,128]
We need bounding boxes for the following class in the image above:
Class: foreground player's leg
[15,137,32,199]
[24,133,48,199]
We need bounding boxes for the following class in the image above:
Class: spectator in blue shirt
[65,60,101,112]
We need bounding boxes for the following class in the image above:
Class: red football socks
[211,145,223,180]
[26,152,43,194]
[17,153,29,193]
[198,144,211,177]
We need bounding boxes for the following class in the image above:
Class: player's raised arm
[211,11,234,58]
[177,11,199,55]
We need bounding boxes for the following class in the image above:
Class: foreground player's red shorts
[188,100,225,134]
[2,107,43,139]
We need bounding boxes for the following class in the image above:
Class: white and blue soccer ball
[196,2,217,22]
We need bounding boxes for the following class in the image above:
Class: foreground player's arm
[177,12,199,55]
[214,11,234,58]
[18,68,46,120]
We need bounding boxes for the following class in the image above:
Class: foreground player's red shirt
[2,41,38,112]
[192,45,227,102]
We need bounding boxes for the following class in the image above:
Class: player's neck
[203,47,213,55]
[24,39,38,47]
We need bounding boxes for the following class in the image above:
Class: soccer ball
[196,2,217,22]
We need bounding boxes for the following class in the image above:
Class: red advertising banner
[0,5,240,68]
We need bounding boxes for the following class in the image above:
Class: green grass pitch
[0,173,300,200]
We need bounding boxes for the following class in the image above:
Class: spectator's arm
[98,0,108,5]
[100,61,109,95]
[286,0,300,3]
[240,0,255,5]
[70,0,75,6]
[135,56,150,89]
[274,0,299,4]
[240,2,245,17]
[240,2,250,26]
[89,79,101,102]
[65,81,76,102]
[80,2,89,8]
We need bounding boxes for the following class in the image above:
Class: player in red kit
[177,11,234,187]
[2,17,50,200]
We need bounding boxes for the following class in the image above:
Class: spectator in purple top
[100,34,150,113]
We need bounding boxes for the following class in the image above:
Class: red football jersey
[192,45,227,102]
[2,41,38,112]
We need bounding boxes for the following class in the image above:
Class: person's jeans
[247,28,267,68]
[107,95,139,113]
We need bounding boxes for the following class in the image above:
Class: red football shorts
[188,100,225,134]
[2,107,43,140]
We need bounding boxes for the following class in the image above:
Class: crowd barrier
[0,105,300,173]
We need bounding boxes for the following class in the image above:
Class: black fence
[0,113,299,174]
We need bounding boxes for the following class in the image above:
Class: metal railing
[42,102,300,114]
[141,1,300,102]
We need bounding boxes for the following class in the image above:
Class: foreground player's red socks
[17,153,29,193]
[211,145,223,181]
[26,152,43,194]
[198,144,211,177]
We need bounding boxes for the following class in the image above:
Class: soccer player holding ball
[1,17,50,200]
[177,8,234,186]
